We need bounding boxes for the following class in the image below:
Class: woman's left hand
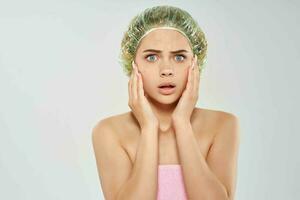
[172,55,200,123]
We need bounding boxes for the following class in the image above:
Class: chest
[121,124,216,166]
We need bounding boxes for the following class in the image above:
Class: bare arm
[172,113,240,200]
[92,119,159,200]
[116,126,159,200]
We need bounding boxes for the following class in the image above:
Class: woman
[92,5,240,200]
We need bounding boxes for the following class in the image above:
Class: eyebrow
[142,49,190,54]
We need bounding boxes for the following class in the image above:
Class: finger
[196,55,200,88]
[137,71,144,99]
[184,60,192,97]
[194,55,200,95]
[128,61,134,105]
[132,61,138,100]
[188,57,194,93]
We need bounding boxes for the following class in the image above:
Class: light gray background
[1,0,299,199]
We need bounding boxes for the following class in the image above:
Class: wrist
[141,124,159,132]
[172,120,192,132]
[172,117,190,126]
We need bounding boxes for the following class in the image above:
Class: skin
[132,28,198,132]
[92,28,240,200]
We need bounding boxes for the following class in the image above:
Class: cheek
[185,67,191,78]
[139,69,154,81]
[139,72,149,85]
[176,69,189,88]
[177,67,189,80]
[140,72,157,92]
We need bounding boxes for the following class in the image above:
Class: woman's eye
[175,55,186,62]
[145,54,186,62]
[146,55,157,62]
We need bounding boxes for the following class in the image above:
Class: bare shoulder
[91,112,134,200]
[92,111,133,136]
[209,108,239,132]
[91,112,130,160]
[199,108,240,200]
[196,108,238,123]
[92,111,138,150]
[194,107,239,133]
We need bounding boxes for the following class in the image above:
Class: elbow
[115,190,123,200]
[223,190,232,200]
[226,189,235,200]
[222,192,233,200]
[211,188,231,200]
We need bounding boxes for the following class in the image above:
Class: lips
[158,82,176,95]
[158,82,176,88]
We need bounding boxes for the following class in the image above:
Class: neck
[147,96,179,133]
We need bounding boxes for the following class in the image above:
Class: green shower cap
[118,5,208,77]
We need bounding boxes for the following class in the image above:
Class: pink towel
[157,164,188,200]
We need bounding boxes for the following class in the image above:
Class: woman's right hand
[128,61,159,130]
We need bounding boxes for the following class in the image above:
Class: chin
[148,92,180,106]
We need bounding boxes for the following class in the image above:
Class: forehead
[137,29,192,51]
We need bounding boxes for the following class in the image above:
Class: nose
[160,68,174,77]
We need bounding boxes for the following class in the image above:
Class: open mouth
[158,85,175,89]
[158,85,176,95]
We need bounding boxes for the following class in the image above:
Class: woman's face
[134,28,195,105]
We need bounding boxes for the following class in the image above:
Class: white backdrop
[1,0,299,199]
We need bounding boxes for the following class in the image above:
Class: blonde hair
[119,5,208,77]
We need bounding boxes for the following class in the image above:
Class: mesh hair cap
[118,5,208,77]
